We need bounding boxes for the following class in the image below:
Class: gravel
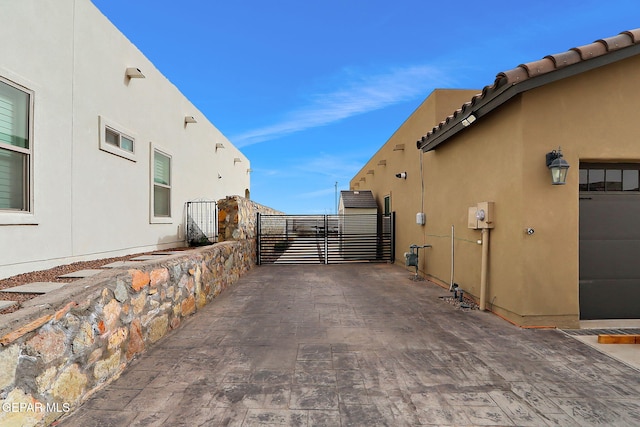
[0,248,189,315]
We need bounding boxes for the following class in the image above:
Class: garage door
[579,164,640,319]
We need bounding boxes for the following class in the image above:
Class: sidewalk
[60,264,640,426]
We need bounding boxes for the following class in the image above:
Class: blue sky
[92,0,640,214]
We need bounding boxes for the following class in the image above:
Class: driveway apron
[60,264,640,426]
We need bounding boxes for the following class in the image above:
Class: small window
[605,170,622,191]
[623,170,639,191]
[580,164,640,193]
[152,147,171,219]
[0,77,32,212]
[99,116,136,161]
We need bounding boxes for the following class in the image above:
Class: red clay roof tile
[418,28,640,151]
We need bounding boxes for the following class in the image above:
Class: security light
[461,114,476,127]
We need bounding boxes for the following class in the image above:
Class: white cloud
[232,64,450,147]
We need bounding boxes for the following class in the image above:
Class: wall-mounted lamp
[184,116,197,124]
[395,172,407,179]
[125,67,145,79]
[218,173,222,180]
[234,157,242,164]
[461,114,476,127]
[545,147,570,185]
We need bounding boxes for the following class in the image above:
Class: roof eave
[418,42,640,152]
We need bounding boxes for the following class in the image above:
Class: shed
[338,191,378,259]
[339,190,377,215]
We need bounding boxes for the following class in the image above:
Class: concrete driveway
[60,264,640,426]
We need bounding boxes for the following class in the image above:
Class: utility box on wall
[476,201,495,229]
[468,202,495,229]
[468,207,479,229]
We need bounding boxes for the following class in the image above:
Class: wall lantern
[545,147,570,185]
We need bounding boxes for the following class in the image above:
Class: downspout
[480,228,490,311]
[449,225,455,291]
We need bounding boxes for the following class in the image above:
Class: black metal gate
[186,201,217,246]
[257,213,395,265]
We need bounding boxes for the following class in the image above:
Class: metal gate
[185,201,217,246]
[257,213,394,265]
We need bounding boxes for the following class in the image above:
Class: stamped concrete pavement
[60,264,640,426]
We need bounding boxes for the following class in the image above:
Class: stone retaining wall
[0,239,254,426]
[218,195,284,241]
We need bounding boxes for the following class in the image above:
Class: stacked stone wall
[0,240,254,426]
[218,195,283,241]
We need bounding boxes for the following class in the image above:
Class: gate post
[256,212,261,265]
[324,215,329,264]
[390,212,396,263]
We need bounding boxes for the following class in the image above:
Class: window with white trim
[0,77,31,212]
[99,116,136,161]
[152,148,171,218]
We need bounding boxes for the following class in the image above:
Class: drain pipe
[449,225,455,291]
[479,228,490,311]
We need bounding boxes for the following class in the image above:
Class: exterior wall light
[395,172,407,179]
[461,114,476,127]
[545,147,570,185]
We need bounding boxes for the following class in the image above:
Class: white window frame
[0,75,34,223]
[99,116,136,162]
[150,143,172,223]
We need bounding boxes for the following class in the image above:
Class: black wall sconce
[545,147,570,185]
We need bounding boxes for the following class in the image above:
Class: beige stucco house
[0,0,250,279]
[352,29,640,328]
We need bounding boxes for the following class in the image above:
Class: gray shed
[338,191,378,259]
[338,190,377,214]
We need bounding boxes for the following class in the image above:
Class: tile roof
[340,190,377,209]
[418,29,640,152]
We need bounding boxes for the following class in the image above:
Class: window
[99,116,136,161]
[579,164,640,192]
[152,148,171,219]
[0,77,31,212]
[384,195,391,215]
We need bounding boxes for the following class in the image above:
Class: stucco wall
[350,54,640,328]
[351,89,479,266]
[0,0,250,279]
